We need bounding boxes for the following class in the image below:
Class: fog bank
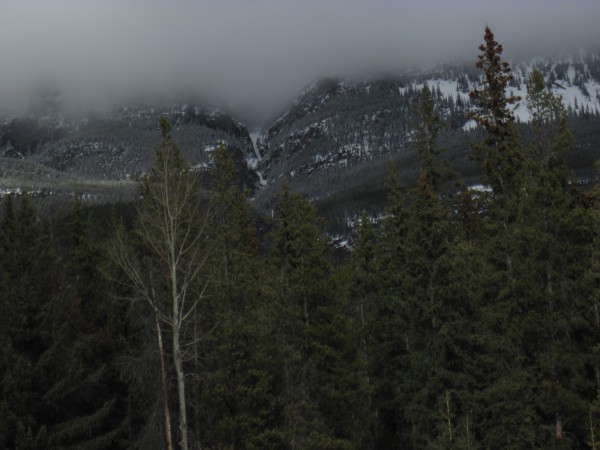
[1,0,599,124]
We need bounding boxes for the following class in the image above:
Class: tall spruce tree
[469,28,595,448]
[467,27,540,448]
[347,210,379,448]
[0,194,122,449]
[376,85,478,449]
[469,26,522,199]
[197,142,283,449]
[414,82,445,189]
[517,69,595,447]
[269,183,367,449]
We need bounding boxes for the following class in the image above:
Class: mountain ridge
[1,51,599,224]
[252,51,600,224]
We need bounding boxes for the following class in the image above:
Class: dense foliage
[2,27,600,449]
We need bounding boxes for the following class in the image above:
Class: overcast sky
[1,0,599,124]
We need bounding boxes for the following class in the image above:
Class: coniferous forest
[3,27,600,449]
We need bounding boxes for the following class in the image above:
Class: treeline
[1,27,600,449]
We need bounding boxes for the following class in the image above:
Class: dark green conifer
[197,142,283,449]
[469,26,522,198]
[414,82,445,188]
[268,183,367,449]
[469,30,596,448]
[407,178,478,448]
[375,84,480,448]
[0,194,122,449]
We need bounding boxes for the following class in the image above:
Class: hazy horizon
[1,0,600,126]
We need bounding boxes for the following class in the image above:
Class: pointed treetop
[160,116,171,141]
[470,26,520,129]
[526,68,545,97]
[469,26,523,196]
[414,81,446,189]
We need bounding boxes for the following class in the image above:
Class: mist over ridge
[1,0,599,126]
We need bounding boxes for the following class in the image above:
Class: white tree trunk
[172,250,190,450]
[155,311,174,450]
[173,320,189,450]
[109,120,211,450]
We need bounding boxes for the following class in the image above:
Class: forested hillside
[254,48,600,230]
[0,104,258,196]
[2,27,600,449]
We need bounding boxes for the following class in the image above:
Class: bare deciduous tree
[108,117,212,450]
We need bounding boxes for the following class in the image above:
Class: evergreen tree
[517,70,596,447]
[469,29,595,448]
[414,82,445,188]
[467,27,542,448]
[0,194,122,449]
[0,194,43,448]
[197,142,283,449]
[469,26,522,198]
[376,87,478,447]
[526,68,573,176]
[269,183,367,449]
[347,210,379,448]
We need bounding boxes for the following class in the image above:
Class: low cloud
[1,0,599,124]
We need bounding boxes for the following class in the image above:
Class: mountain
[0,104,258,198]
[1,51,599,226]
[253,51,600,229]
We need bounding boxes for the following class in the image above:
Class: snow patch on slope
[249,130,262,162]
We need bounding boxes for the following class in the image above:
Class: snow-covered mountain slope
[253,51,600,216]
[1,51,599,212]
[405,53,600,129]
